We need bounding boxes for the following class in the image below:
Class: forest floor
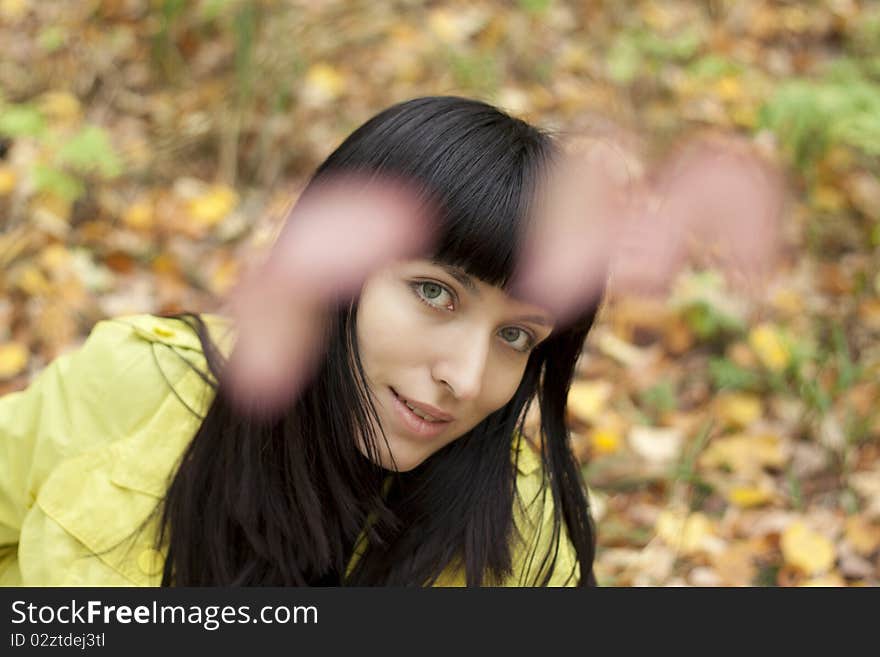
[1,0,878,586]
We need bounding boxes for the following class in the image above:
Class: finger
[221,174,437,418]
[655,134,786,294]
[511,136,636,324]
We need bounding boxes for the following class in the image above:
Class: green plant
[607,27,703,84]
[708,356,761,392]
[759,60,880,174]
[0,101,123,203]
[639,380,678,417]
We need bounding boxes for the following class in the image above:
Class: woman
[0,96,600,587]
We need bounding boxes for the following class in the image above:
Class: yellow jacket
[0,313,579,586]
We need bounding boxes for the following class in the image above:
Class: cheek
[473,362,528,418]
[356,283,428,374]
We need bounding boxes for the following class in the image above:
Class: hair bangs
[311,96,555,288]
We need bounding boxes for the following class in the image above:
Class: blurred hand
[221,174,436,418]
[511,131,786,325]
[221,131,786,418]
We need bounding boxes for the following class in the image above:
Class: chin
[379,438,436,473]
[382,450,428,473]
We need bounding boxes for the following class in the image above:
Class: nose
[432,329,491,402]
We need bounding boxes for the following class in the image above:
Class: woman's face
[355,258,555,471]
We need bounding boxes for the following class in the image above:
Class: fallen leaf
[699,432,787,475]
[567,379,613,424]
[123,199,155,230]
[302,64,346,105]
[0,0,29,21]
[781,520,836,576]
[688,566,723,586]
[710,541,757,585]
[655,509,716,555]
[844,515,880,556]
[0,165,16,195]
[0,342,28,379]
[187,185,238,228]
[590,426,623,456]
[849,468,880,520]
[727,485,775,508]
[628,425,684,464]
[593,327,656,368]
[715,392,763,429]
[38,90,82,124]
[14,265,52,296]
[837,540,876,580]
[799,572,846,587]
[749,322,790,372]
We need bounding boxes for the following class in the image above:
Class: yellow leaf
[749,323,790,372]
[845,516,880,556]
[303,64,345,105]
[590,426,622,456]
[0,0,28,21]
[15,265,52,296]
[730,103,758,129]
[38,90,82,123]
[727,485,774,508]
[714,75,743,102]
[31,193,73,225]
[39,243,71,273]
[0,165,16,196]
[780,6,810,33]
[0,342,29,379]
[123,200,154,230]
[699,432,786,474]
[781,520,836,576]
[770,288,805,316]
[812,184,846,212]
[567,380,612,424]
[187,186,237,227]
[428,9,463,43]
[799,573,846,587]
[208,256,240,297]
[655,510,715,556]
[715,392,763,429]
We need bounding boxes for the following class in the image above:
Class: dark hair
[156,96,600,586]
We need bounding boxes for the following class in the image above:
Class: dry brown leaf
[844,515,880,556]
[710,540,757,586]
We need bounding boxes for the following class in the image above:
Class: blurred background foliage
[0,0,878,586]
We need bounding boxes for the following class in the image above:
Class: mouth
[389,387,453,438]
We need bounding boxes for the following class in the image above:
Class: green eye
[500,327,520,342]
[499,326,536,353]
[412,280,455,309]
[421,282,443,300]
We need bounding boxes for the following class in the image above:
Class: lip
[390,387,455,422]
[389,387,453,439]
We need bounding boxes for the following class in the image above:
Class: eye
[498,326,536,353]
[411,280,456,311]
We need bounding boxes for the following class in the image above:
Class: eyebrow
[429,260,554,328]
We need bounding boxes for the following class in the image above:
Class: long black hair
[156,96,600,586]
